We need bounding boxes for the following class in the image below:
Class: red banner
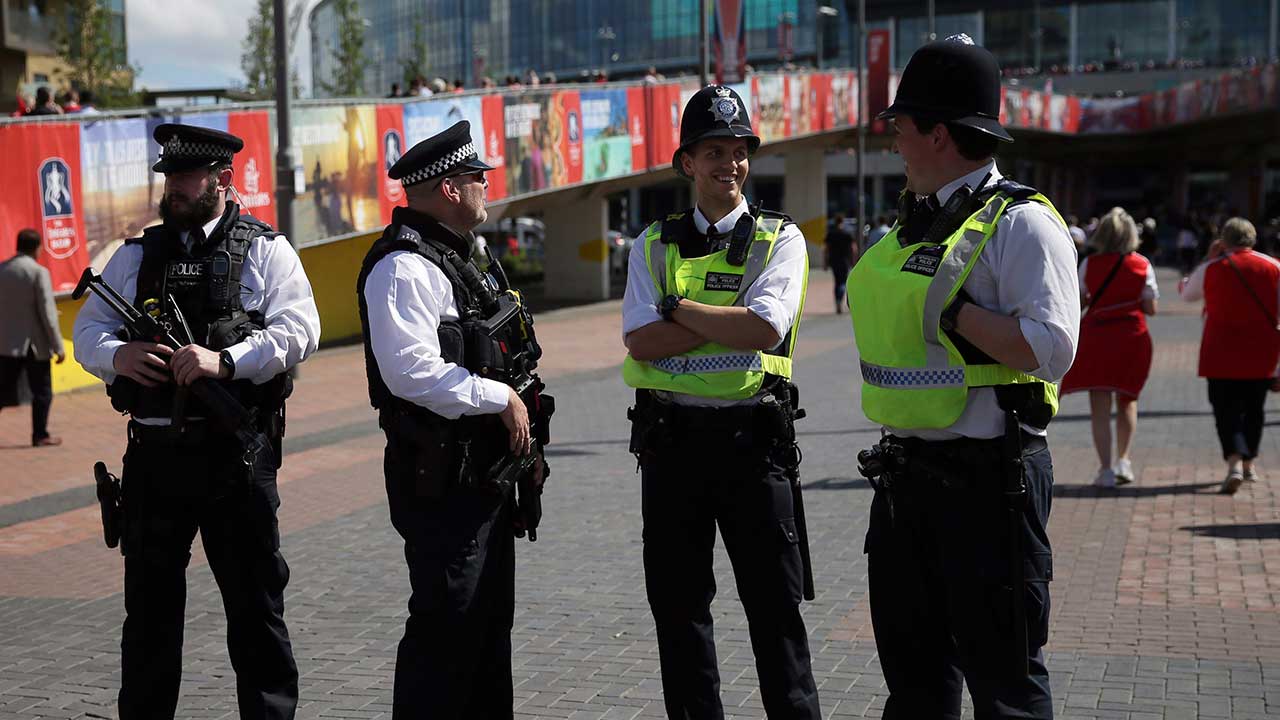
[374,105,406,225]
[0,123,87,292]
[648,83,682,171]
[866,29,891,120]
[811,74,833,131]
[555,90,583,186]
[626,86,648,172]
[782,77,793,137]
[480,94,508,201]
[713,0,746,84]
[228,111,276,228]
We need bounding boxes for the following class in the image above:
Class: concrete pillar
[872,173,885,222]
[542,193,610,301]
[784,147,828,263]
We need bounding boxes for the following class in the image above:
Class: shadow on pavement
[804,476,870,491]
[1181,522,1280,540]
[1053,481,1220,498]
[1053,409,1214,423]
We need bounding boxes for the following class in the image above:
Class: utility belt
[126,404,286,452]
[857,432,1046,494]
[627,383,802,455]
[379,403,509,499]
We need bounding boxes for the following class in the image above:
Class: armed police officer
[357,120,551,719]
[848,36,1079,719]
[72,124,320,720]
[622,85,821,719]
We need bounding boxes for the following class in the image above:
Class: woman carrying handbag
[1062,208,1159,488]
[1180,218,1280,495]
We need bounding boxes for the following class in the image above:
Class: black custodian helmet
[877,33,1012,142]
[672,84,760,178]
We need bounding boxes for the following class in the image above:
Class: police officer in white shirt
[847,36,1079,719]
[73,123,320,720]
[621,85,821,719]
[357,120,549,719]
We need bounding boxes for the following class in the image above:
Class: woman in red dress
[1062,207,1159,488]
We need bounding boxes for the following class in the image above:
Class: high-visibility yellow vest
[848,185,1062,429]
[622,210,807,400]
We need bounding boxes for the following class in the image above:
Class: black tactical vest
[356,207,519,425]
[109,202,291,420]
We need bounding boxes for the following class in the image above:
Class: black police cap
[672,85,760,178]
[151,123,245,174]
[389,120,495,187]
[877,34,1012,143]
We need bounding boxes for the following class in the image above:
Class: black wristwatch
[939,298,967,333]
[659,294,683,322]
[218,349,236,379]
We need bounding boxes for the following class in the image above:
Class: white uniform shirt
[363,249,511,419]
[73,214,322,407]
[886,161,1080,440]
[621,198,809,406]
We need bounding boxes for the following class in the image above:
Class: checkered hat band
[162,140,233,162]
[651,353,763,375]
[860,361,965,388]
[401,141,478,187]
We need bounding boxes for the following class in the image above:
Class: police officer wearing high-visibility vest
[72,124,321,719]
[848,35,1079,719]
[622,85,821,719]
[357,120,552,719]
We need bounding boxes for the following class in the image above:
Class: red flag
[0,122,88,292]
[480,94,508,201]
[374,105,407,224]
[556,90,583,186]
[228,111,276,227]
[626,86,647,171]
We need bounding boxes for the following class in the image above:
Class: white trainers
[1113,458,1135,485]
[1093,468,1117,488]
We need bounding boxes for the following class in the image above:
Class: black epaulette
[659,211,696,245]
[228,214,281,244]
[984,178,1040,207]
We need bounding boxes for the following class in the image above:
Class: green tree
[319,0,367,97]
[240,0,303,99]
[400,20,428,87]
[52,0,139,108]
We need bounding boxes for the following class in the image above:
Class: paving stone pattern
[2,269,1279,718]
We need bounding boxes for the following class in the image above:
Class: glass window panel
[1077,1,1169,68]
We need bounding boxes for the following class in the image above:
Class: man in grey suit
[0,229,66,447]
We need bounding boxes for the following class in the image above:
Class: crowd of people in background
[11,86,99,117]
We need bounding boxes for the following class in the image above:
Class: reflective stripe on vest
[623,212,804,400]
[848,187,1062,429]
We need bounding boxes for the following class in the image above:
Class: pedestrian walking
[847,35,1079,719]
[1180,217,1280,495]
[0,228,66,447]
[622,84,821,719]
[357,120,551,719]
[72,124,320,720]
[825,212,856,313]
[1176,220,1200,275]
[1061,207,1158,487]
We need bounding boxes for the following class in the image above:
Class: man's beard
[159,183,221,229]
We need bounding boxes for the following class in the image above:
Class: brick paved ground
[2,268,1280,719]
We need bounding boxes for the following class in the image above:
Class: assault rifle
[72,268,271,466]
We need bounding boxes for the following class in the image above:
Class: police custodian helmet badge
[708,86,740,126]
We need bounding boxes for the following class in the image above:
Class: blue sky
[127,0,315,94]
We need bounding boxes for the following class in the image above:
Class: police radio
[208,250,232,307]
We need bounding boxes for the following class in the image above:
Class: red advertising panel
[866,29,891,120]
[626,86,648,171]
[0,122,87,292]
[554,90,584,186]
[480,94,508,201]
[811,73,833,130]
[648,83,682,170]
[713,0,746,84]
[749,76,762,134]
[782,76,793,137]
[227,111,277,227]
[374,104,406,224]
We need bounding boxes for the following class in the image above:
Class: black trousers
[1206,378,1272,460]
[384,430,516,720]
[640,430,821,720]
[0,350,53,442]
[119,422,297,720]
[865,436,1054,720]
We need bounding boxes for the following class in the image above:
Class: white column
[784,147,828,264]
[542,194,610,301]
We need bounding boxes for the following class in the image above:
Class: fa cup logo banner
[38,158,80,260]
